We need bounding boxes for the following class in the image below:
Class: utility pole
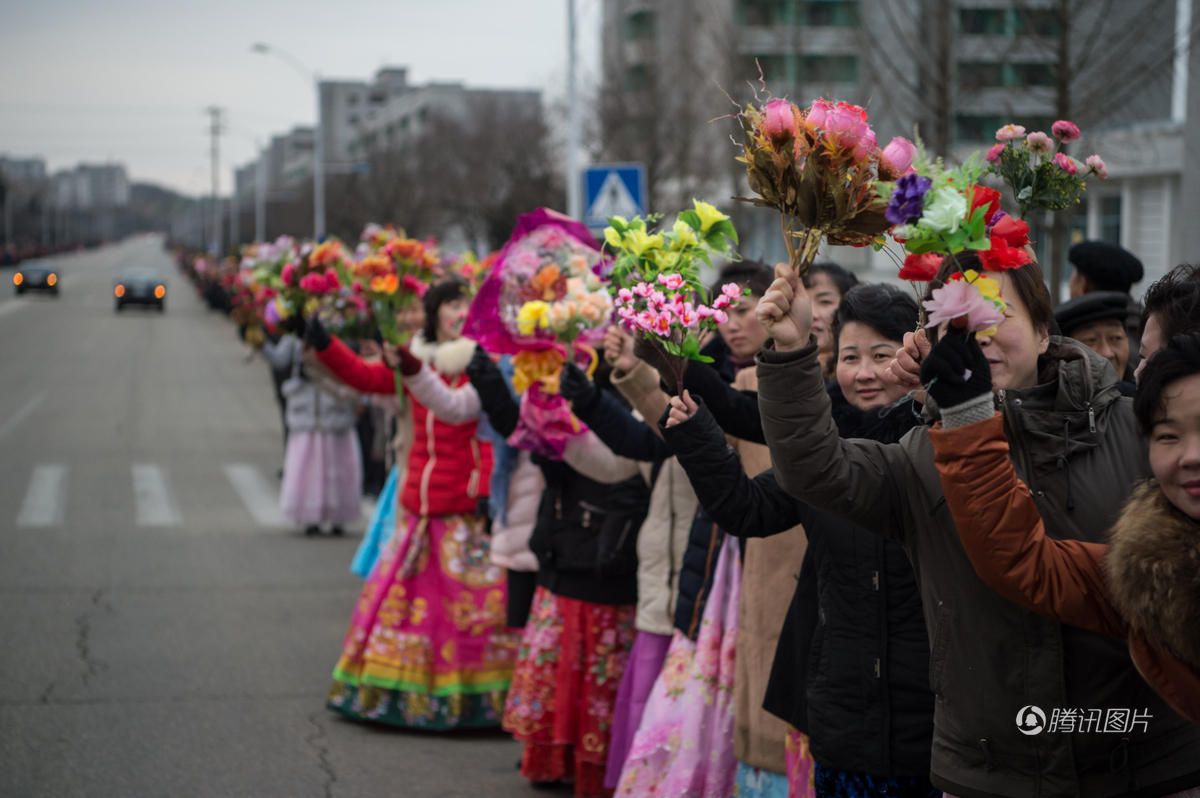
[566,0,581,220]
[229,165,240,250]
[206,106,223,255]
[255,147,267,242]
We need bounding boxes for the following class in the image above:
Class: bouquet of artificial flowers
[986,121,1106,218]
[602,200,741,393]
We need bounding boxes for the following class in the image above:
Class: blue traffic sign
[583,163,646,228]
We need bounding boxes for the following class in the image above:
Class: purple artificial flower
[885,174,933,226]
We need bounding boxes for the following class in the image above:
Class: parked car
[13,264,59,296]
[114,268,166,312]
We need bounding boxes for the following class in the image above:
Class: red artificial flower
[990,215,1030,249]
[969,185,1003,226]
[898,252,943,281]
[979,236,1032,272]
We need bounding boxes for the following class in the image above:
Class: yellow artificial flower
[959,269,1006,336]
[604,226,623,249]
[671,218,699,249]
[626,228,664,257]
[516,300,551,336]
[653,248,682,271]
[693,200,728,233]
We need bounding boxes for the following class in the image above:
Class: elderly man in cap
[1055,290,1136,394]
[1067,240,1145,353]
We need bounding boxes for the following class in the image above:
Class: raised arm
[563,430,643,484]
[681,362,764,444]
[312,335,397,395]
[610,360,671,442]
[404,366,481,425]
[563,364,669,461]
[465,346,519,437]
[662,398,810,537]
[929,414,1125,637]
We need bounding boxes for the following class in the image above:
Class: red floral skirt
[503,586,636,797]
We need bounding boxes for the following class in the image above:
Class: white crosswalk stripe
[16,464,68,527]
[132,464,181,526]
[222,463,288,527]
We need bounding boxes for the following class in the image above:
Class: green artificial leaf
[678,209,702,231]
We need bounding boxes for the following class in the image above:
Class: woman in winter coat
[924,328,1200,725]
[754,254,1200,798]
[261,331,362,536]
[467,348,645,798]
[663,283,938,798]
[312,277,518,731]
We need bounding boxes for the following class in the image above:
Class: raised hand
[756,263,813,352]
[883,328,932,403]
[604,325,638,373]
[665,389,699,428]
[919,325,992,408]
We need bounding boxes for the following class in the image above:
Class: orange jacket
[929,414,1200,724]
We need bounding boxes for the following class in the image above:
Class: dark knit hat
[1054,291,1131,336]
[1068,241,1144,294]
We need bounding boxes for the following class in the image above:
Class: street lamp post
[251,42,325,240]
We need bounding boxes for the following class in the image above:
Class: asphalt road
[0,236,538,797]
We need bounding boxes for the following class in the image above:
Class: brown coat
[730,366,807,773]
[929,414,1200,725]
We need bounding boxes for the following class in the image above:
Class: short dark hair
[923,252,1053,345]
[805,261,859,297]
[710,259,773,298]
[1134,332,1200,435]
[421,276,469,342]
[1141,264,1200,340]
[831,283,920,352]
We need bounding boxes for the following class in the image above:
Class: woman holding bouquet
[753,254,1200,797]
[312,276,519,730]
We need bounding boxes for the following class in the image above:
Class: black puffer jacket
[662,388,934,777]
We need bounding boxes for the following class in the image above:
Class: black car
[115,268,166,312]
[13,264,60,296]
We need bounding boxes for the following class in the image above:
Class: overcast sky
[0,0,602,196]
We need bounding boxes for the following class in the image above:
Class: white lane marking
[132,464,182,526]
[16,464,68,527]
[223,464,287,527]
[0,390,46,440]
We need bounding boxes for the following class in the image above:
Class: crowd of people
[188,234,1200,798]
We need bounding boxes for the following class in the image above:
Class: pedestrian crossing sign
[583,163,646,229]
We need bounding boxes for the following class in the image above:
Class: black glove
[559,361,598,407]
[920,325,992,408]
[304,316,331,351]
[466,344,494,382]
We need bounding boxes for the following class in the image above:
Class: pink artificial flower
[402,274,429,296]
[633,282,654,298]
[923,280,1005,333]
[881,137,916,174]
[617,287,634,304]
[281,262,296,287]
[712,309,729,324]
[713,293,731,310]
[657,273,685,291]
[653,313,672,337]
[1025,131,1054,155]
[677,306,699,327]
[697,305,715,320]
[650,289,667,307]
[762,99,796,143]
[635,311,656,333]
[324,268,341,290]
[1085,154,1108,178]
[1051,120,1081,142]
[721,282,742,299]
[985,143,1006,162]
[299,272,329,295]
[996,124,1026,142]
[351,280,364,293]
[1053,152,1077,175]
[618,305,636,320]
[806,98,833,129]
[853,128,878,161]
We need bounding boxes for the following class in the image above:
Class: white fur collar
[409,334,475,376]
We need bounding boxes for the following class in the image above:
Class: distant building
[0,156,47,183]
[51,163,129,210]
